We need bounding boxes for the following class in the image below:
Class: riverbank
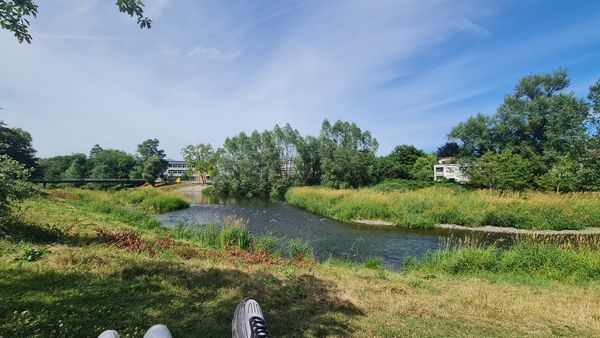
[285,186,600,231]
[1,188,600,337]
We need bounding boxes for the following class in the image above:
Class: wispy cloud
[2,0,600,157]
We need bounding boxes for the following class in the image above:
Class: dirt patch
[96,228,153,254]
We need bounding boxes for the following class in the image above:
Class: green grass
[285,186,600,230]
[405,239,600,283]
[1,188,600,337]
[372,178,465,192]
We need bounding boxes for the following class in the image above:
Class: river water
[157,188,491,270]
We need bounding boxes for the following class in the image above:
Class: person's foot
[232,297,270,338]
[98,330,120,338]
[143,324,173,338]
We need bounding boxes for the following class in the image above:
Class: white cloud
[1,0,599,158]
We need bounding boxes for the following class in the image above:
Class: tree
[448,113,495,158]
[137,138,166,162]
[63,154,88,179]
[1,0,150,43]
[466,150,535,191]
[537,155,580,193]
[181,143,216,184]
[89,144,104,160]
[89,149,137,179]
[142,155,165,185]
[134,139,167,183]
[450,70,594,162]
[589,78,600,137]
[295,136,322,185]
[319,120,378,188]
[494,150,535,191]
[410,154,437,181]
[465,151,499,191]
[0,120,37,168]
[374,145,425,181]
[436,142,460,158]
[37,154,86,180]
[0,155,33,218]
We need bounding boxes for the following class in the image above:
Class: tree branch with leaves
[0,0,150,43]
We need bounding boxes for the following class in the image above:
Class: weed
[287,239,313,260]
[16,244,48,262]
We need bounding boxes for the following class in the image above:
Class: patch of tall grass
[372,179,465,192]
[285,186,600,230]
[404,236,600,283]
[171,223,313,259]
[287,239,313,260]
[47,188,189,229]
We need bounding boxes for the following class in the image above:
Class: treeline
[201,69,600,196]
[448,69,600,192]
[36,139,170,185]
[196,120,436,198]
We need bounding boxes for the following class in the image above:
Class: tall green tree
[319,120,378,188]
[450,70,594,162]
[295,136,322,185]
[63,154,88,179]
[181,143,216,184]
[134,139,167,183]
[0,120,37,168]
[141,155,165,185]
[374,144,425,181]
[466,150,535,191]
[1,0,150,43]
[89,149,137,179]
[448,113,495,158]
[137,139,166,162]
[410,153,437,181]
[465,151,499,191]
[537,155,580,193]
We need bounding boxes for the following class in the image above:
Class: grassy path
[1,188,599,337]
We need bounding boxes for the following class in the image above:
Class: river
[158,188,494,270]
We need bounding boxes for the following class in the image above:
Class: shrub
[255,235,279,254]
[139,195,190,213]
[287,239,313,260]
[363,257,384,270]
[219,224,253,250]
[17,244,48,262]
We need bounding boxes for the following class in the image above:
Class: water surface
[158,188,476,270]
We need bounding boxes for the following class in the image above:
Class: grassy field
[1,188,600,337]
[285,185,600,230]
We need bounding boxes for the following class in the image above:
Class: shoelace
[250,316,270,338]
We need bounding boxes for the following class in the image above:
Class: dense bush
[0,155,34,218]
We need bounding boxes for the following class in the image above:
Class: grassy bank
[285,185,600,230]
[405,237,600,284]
[1,189,600,337]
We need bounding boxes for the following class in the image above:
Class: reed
[286,186,600,230]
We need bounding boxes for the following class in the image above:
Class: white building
[163,160,201,182]
[433,158,469,183]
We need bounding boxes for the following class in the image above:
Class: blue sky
[1,0,600,158]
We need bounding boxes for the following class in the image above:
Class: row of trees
[448,70,600,192]
[37,139,169,185]
[186,121,381,198]
[202,120,426,198]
